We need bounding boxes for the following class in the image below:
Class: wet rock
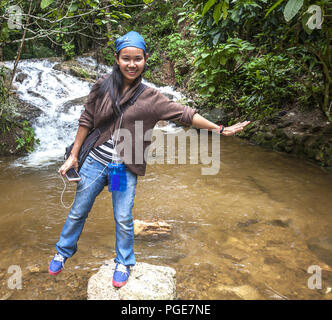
[61,96,87,113]
[134,219,171,236]
[264,255,281,265]
[266,219,292,228]
[26,264,40,273]
[27,89,47,101]
[15,73,28,83]
[277,119,293,129]
[221,247,250,262]
[162,92,175,100]
[53,61,97,81]
[18,103,43,123]
[237,219,258,228]
[307,237,332,266]
[264,132,274,140]
[87,261,176,300]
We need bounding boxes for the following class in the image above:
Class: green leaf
[202,0,217,17]
[220,56,227,65]
[213,3,222,24]
[265,0,285,18]
[302,12,313,35]
[94,18,102,25]
[209,86,216,93]
[222,1,229,19]
[212,32,221,45]
[41,0,54,9]
[283,0,304,22]
[69,3,78,12]
[120,13,131,19]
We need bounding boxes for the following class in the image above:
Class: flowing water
[0,58,331,300]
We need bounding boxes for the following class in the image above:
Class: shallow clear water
[0,135,332,300]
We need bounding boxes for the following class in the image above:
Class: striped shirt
[89,136,122,166]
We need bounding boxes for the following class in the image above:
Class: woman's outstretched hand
[220,121,251,136]
[58,154,79,177]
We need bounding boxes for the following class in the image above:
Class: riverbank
[0,63,42,155]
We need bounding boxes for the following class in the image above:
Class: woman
[49,31,250,288]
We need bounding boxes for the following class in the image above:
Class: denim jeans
[56,155,137,266]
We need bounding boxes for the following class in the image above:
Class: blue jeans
[56,155,137,266]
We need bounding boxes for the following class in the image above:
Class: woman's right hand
[58,154,79,176]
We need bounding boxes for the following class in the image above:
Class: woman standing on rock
[49,31,250,288]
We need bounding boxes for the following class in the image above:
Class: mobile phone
[65,168,81,182]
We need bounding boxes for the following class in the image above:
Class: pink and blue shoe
[49,253,67,275]
[112,263,130,288]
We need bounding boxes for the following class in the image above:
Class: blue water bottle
[108,162,127,192]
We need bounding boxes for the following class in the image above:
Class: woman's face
[115,47,148,86]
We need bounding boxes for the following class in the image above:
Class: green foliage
[189,0,331,121]
[237,54,305,118]
[164,33,190,61]
[146,51,161,69]
[15,120,40,153]
[61,42,76,60]
[101,47,116,66]
[192,38,255,98]
[1,1,149,60]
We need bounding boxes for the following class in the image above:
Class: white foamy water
[4,57,183,168]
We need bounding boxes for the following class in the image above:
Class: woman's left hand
[220,121,251,136]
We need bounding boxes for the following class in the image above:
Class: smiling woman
[51,30,250,289]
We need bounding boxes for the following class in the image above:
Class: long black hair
[95,51,148,118]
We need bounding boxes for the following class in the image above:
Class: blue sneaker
[49,253,67,275]
[112,263,130,288]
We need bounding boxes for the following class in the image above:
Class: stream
[0,57,331,300]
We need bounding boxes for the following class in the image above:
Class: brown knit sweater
[79,75,197,176]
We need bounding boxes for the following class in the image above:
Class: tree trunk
[10,0,33,88]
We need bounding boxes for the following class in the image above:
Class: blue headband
[115,31,146,54]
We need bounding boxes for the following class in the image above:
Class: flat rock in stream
[87,261,176,300]
[134,219,171,236]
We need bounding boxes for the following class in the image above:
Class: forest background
[0,0,331,169]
